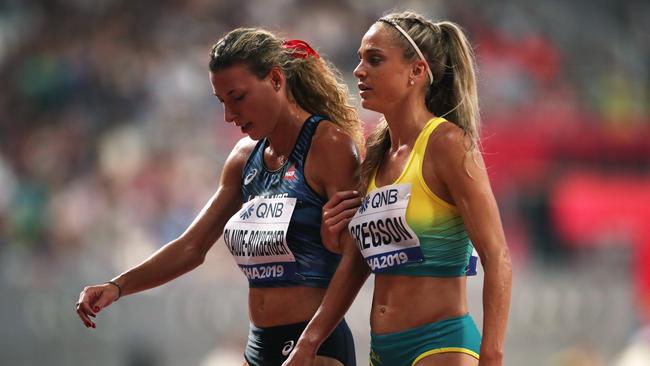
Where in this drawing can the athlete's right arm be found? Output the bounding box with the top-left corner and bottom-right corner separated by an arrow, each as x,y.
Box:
75,138 -> 255,328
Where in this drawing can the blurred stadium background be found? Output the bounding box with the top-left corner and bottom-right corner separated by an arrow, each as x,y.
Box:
0,0 -> 648,365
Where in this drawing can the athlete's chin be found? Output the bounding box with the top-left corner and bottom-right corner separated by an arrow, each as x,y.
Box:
247,132 -> 263,140
360,99 -> 382,113
244,128 -> 263,140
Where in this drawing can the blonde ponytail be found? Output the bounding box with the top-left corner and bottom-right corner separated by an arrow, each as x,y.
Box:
434,21 -> 480,154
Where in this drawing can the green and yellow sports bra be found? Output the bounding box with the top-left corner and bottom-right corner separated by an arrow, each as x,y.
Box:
348,117 -> 477,277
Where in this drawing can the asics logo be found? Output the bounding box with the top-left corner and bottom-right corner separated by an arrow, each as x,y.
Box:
244,169 -> 258,185
281,340 -> 295,356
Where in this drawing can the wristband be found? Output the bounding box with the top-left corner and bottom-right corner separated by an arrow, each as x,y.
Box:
105,280 -> 122,301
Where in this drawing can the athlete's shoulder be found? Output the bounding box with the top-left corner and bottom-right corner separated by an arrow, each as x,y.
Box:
427,120 -> 470,160
307,120 -> 360,194
233,136 -> 258,156
426,120 -> 486,179
222,137 -> 258,179
311,120 -> 358,157
227,137 -> 258,164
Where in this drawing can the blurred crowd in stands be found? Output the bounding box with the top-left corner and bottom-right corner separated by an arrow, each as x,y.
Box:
0,0 -> 648,365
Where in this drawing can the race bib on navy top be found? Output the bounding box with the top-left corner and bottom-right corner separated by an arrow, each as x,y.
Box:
227,115 -> 341,288
223,196 -> 300,282
348,184 -> 424,272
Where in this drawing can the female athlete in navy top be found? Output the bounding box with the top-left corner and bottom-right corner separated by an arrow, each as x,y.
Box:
230,115 -> 342,288
75,28 -> 364,366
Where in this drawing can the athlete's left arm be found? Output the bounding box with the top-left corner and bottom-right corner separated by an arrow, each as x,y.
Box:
305,122 -> 361,253
429,127 -> 512,366
281,122 -> 370,366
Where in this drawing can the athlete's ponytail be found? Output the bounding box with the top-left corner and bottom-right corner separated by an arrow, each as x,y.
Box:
432,21 -> 480,155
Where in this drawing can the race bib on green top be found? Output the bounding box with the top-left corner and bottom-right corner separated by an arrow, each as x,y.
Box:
348,184 -> 423,272
223,196 -> 300,282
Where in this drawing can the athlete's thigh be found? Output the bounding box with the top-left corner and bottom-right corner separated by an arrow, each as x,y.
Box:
414,352 -> 478,366
314,355 -> 344,366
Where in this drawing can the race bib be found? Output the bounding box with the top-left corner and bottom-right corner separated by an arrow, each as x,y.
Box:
223,196 -> 299,282
348,184 -> 423,272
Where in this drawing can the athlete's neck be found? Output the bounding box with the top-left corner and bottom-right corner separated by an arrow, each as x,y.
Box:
383,100 -> 435,151
266,104 -> 311,162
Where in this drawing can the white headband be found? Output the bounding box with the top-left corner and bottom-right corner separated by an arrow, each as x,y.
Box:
380,19 -> 433,85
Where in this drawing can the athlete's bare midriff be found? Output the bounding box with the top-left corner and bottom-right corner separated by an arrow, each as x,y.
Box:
248,286 -> 327,327
371,275 -> 468,334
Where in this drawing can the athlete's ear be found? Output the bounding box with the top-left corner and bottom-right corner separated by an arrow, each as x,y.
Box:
410,60 -> 429,84
268,66 -> 285,91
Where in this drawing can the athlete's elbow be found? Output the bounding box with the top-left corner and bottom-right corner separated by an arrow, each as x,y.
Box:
180,230 -> 219,265
480,244 -> 511,274
180,240 -> 210,268
192,250 -> 207,267
499,246 -> 512,273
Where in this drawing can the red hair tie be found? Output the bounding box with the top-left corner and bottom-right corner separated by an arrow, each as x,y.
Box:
282,39 -> 320,59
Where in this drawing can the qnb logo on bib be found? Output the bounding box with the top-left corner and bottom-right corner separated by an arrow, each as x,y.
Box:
239,202 -> 255,220
358,195 -> 370,214
349,184 -> 423,272
223,196 -> 300,282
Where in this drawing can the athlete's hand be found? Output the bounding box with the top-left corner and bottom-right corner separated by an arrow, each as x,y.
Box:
75,283 -> 119,328
321,190 -> 362,254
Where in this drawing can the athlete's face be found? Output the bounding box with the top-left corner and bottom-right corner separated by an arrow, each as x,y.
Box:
210,64 -> 283,140
354,24 -> 413,113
